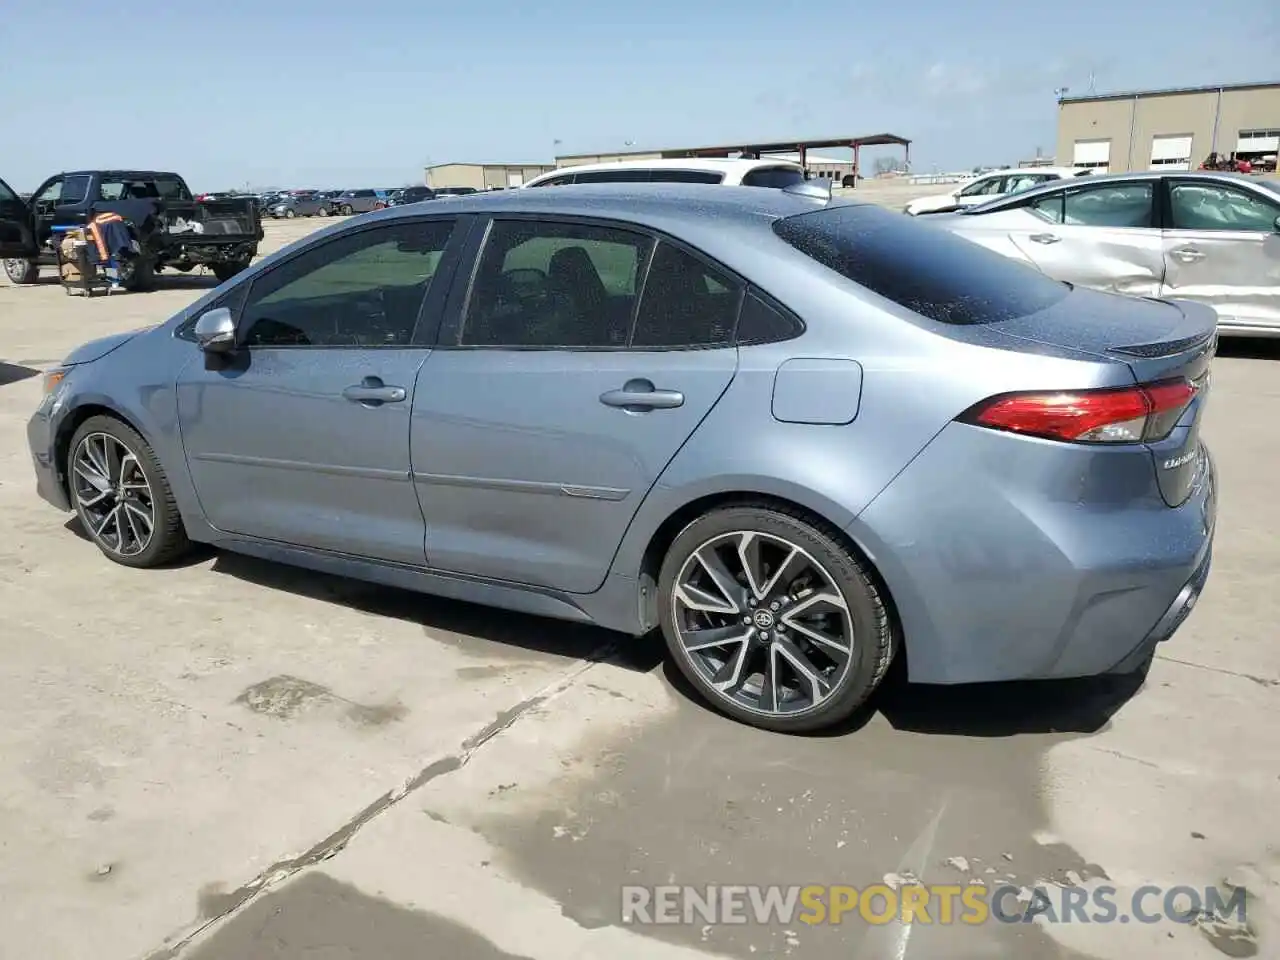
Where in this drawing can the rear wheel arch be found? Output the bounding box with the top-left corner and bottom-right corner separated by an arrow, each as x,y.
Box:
635,491 -> 902,651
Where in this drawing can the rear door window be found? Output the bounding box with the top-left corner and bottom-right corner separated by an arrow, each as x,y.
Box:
958,175 -> 1006,198
630,242 -> 742,348
1169,182 -> 1280,232
740,166 -> 806,189
648,170 -> 724,184
573,170 -> 652,184
772,204 -> 1070,325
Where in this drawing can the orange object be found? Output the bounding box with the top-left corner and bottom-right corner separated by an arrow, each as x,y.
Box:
87,211 -> 125,262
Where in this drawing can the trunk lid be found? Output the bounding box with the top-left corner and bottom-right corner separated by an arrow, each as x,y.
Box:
989,286 -> 1216,507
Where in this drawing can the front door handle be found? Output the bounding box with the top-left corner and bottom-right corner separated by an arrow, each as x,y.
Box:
600,379 -> 685,411
343,376 -> 406,406
1171,246 -> 1205,263
1029,233 -> 1061,244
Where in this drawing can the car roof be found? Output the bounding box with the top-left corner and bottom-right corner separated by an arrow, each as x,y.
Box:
523,157 -> 803,186
968,166 -> 1084,178
62,170 -> 182,179
364,181 -> 831,242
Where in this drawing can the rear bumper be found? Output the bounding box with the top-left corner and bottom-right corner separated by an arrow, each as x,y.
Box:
850,423 -> 1217,684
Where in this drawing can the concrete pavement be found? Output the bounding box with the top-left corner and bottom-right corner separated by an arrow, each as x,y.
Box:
1,217 -> 1276,960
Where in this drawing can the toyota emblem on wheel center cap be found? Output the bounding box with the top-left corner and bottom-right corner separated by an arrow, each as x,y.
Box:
752,609 -> 776,630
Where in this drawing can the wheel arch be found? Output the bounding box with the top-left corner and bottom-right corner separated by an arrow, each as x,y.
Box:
54,402 -> 148,499
631,489 -> 903,665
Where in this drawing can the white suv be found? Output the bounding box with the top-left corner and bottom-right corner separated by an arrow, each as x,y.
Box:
904,166 -> 1092,216
523,157 -> 808,189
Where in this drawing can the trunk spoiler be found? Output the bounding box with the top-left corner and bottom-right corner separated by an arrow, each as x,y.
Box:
782,179 -> 833,202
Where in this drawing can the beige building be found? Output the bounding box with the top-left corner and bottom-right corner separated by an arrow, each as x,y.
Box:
424,162 -> 557,191
1057,81 -> 1279,173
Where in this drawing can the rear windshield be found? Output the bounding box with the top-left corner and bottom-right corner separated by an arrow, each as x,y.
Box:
741,166 -> 807,189
773,204 -> 1071,324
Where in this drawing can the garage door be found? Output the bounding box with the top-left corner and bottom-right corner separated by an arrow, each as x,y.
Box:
1236,129 -> 1279,153
506,171 -> 524,187
1072,139 -> 1111,173
1151,134 -> 1193,171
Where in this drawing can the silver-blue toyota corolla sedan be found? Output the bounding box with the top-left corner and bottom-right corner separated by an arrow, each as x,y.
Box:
27,184 -> 1217,733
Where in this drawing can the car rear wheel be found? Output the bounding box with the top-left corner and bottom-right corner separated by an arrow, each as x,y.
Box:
341,204 -> 353,216
212,259 -> 251,283
68,416 -> 190,568
4,257 -> 39,284
284,208 -> 296,219
658,504 -> 895,733
317,206 -> 328,217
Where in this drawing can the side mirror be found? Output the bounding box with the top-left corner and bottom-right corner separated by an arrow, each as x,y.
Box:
193,307 -> 237,354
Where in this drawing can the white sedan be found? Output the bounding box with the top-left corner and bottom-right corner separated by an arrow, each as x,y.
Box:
904,166 -> 1091,216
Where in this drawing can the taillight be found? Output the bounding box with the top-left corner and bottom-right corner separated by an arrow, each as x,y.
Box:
959,378 -> 1197,444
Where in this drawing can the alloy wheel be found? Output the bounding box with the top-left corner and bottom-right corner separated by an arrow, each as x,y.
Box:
71,432 -> 155,558
670,531 -> 854,718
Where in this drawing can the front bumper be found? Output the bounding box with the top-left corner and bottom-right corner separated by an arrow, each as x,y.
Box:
28,389 -> 70,511
851,422 -> 1217,685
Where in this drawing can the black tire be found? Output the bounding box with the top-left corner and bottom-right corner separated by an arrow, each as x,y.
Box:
121,257 -> 155,292
4,257 -> 39,284
212,260 -> 251,283
67,415 -> 191,569
657,503 -> 895,733
341,204 -> 353,216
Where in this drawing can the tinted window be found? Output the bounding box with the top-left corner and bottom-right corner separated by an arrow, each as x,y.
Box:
736,289 -> 804,344
0,179 -> 16,202
773,204 -> 1070,325
240,220 -> 454,348
1170,182 -> 1280,232
460,220 -> 651,348
59,175 -> 91,204
648,170 -> 723,184
740,166 -> 806,189
1030,182 -> 1154,227
573,169 -> 652,184
153,176 -> 191,200
531,174 -> 575,188
631,242 -> 741,348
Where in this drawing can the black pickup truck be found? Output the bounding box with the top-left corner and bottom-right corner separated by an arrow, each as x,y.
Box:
0,170 -> 263,289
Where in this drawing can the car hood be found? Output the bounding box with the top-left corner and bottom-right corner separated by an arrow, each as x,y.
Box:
63,327 -> 151,365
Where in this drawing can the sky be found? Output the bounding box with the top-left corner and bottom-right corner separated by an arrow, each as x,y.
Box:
1,0 -> 1276,192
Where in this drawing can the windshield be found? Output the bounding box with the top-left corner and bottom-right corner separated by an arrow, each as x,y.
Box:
773,203 -> 1070,325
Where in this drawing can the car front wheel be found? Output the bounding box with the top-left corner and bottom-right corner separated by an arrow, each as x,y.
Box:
67,416 -> 190,568
4,257 -> 39,284
658,504 -> 895,733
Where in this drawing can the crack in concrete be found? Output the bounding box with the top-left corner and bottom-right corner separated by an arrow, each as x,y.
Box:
145,643 -> 617,960
1158,654 -> 1279,689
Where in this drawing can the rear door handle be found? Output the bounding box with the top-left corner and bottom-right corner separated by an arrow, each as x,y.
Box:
343,376 -> 406,406
1029,233 -> 1061,244
1171,246 -> 1205,262
600,379 -> 685,411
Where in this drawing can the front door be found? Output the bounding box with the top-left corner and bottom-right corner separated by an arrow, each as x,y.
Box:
175,217 -> 462,564
1161,178 -> 1280,330
0,177 -> 34,259
1009,179 -> 1165,297
412,218 -> 741,593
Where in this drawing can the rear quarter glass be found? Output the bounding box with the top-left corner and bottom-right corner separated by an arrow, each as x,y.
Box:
773,205 -> 1070,324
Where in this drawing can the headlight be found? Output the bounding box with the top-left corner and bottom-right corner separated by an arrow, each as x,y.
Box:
42,367 -> 69,394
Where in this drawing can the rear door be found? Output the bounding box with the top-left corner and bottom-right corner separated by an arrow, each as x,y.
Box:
411,216 -> 741,593
0,177 -> 35,258
1004,178 -> 1165,296
1160,177 -> 1280,331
